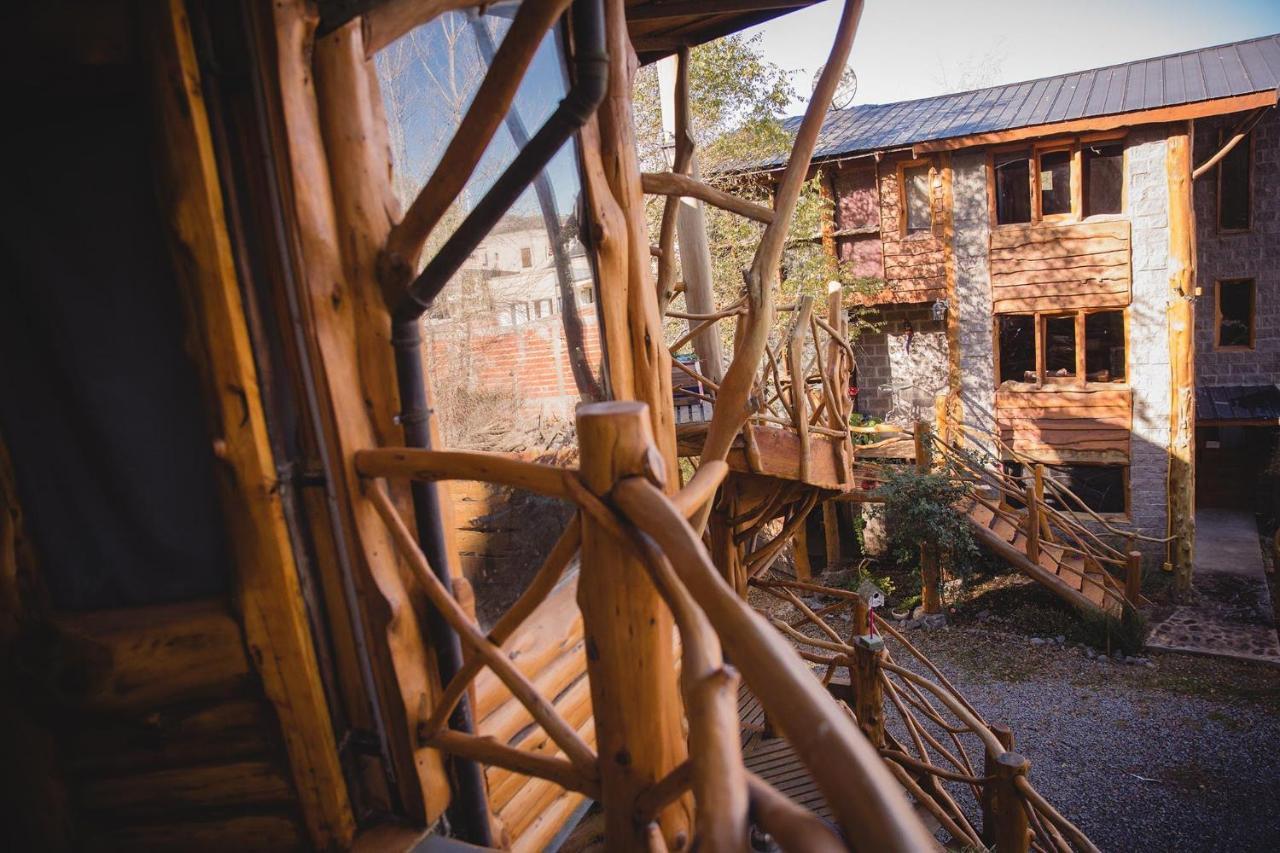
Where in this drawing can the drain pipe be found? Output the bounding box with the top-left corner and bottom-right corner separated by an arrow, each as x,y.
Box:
389,0 -> 607,843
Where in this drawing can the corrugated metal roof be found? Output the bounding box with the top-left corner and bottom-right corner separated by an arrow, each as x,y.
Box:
1196,385 -> 1280,422
767,32 -> 1280,165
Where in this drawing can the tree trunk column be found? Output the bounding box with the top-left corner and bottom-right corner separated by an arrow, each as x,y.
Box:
915,422 -> 942,614
577,402 -> 692,850
1167,122 -> 1196,599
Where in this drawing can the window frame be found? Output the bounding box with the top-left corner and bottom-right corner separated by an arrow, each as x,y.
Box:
987,133 -> 1126,228
994,307 -> 1129,389
1214,277 -> 1256,351
897,157 -> 935,237
1216,127 -> 1253,234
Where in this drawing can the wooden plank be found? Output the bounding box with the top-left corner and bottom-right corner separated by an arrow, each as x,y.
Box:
269,0 -> 447,822
990,219 -> 1129,247
994,293 -> 1130,313
78,760 -> 295,818
51,601 -> 251,713
994,267 -> 1129,289
995,388 -> 1132,408
87,812 -> 305,853
989,249 -> 1129,273
148,4 -> 354,845
726,426 -> 845,489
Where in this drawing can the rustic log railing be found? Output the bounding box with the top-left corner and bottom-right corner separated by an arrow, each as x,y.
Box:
355,401 -> 937,851
752,577 -> 1102,853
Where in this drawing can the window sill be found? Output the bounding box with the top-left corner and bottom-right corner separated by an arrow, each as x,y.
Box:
1214,345 -> 1255,352
996,381 -> 1130,393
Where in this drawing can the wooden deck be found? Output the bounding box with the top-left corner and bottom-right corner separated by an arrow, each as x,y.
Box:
737,684 -> 834,822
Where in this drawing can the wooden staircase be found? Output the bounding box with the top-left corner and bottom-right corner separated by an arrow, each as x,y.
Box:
962,498 -> 1126,618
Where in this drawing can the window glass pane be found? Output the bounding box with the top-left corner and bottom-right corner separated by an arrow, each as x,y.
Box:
904,165 -> 932,233
1084,310 -> 1125,381
1084,142 -> 1123,215
994,150 -> 1031,224
1218,279 -> 1255,347
1038,150 -> 1072,216
1050,465 -> 1126,514
1043,315 -> 1076,377
1219,130 -> 1251,230
998,315 -> 1036,383
377,11 -> 603,628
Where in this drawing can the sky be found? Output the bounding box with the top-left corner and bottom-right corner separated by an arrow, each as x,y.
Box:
742,0 -> 1280,111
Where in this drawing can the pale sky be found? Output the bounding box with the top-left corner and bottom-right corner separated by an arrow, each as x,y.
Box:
743,0 -> 1280,111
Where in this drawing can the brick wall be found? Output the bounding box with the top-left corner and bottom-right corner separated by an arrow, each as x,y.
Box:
1193,110 -> 1280,387
425,308 -> 603,419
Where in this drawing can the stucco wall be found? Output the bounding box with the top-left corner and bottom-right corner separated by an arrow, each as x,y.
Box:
1193,110 -> 1280,387
1126,128 -> 1173,550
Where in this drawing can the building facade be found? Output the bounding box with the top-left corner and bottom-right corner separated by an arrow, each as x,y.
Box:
782,34 -> 1280,558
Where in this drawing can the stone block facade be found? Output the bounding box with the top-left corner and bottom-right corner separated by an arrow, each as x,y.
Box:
1193,110 -> 1280,387
1126,128 -> 1174,553
852,302 -> 947,425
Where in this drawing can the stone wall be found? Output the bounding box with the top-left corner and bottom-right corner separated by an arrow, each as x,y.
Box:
853,302 -> 947,425
1193,110 -> 1280,387
1126,127 -> 1173,553
951,151 -> 996,456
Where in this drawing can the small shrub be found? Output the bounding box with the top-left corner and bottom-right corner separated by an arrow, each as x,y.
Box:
871,464 -> 976,572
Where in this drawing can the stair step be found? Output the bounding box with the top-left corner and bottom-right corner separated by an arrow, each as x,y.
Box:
991,517 -> 1018,543
969,503 -> 995,528
1080,572 -> 1108,607
1056,555 -> 1087,591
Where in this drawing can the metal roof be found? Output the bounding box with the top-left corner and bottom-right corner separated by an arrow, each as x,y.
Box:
1196,385 -> 1280,423
767,32 -> 1280,166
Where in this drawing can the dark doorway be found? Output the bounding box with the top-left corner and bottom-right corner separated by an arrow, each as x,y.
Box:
1196,425 -> 1277,510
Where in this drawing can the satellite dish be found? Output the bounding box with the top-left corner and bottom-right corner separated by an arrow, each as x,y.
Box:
813,64 -> 858,110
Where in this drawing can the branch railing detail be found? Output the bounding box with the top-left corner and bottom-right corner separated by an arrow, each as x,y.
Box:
752,577 -> 1102,853
354,408 -> 937,851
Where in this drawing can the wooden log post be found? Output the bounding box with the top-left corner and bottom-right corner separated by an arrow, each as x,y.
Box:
1125,550 -> 1143,609
915,422 -> 942,614
1167,121 -> 1197,600
794,519 -> 813,581
576,402 -> 691,851
826,281 -> 852,485
850,634 -> 886,748
823,501 -> 842,571
986,749 -> 1031,853
789,296 -> 815,483
980,724 -> 1015,846
1024,478 -> 1040,565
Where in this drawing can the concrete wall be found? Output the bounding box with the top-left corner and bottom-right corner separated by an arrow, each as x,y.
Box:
1126,128 -> 1173,549
1193,110 -> 1280,387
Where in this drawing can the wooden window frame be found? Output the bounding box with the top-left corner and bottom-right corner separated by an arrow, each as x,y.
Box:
1214,277 -> 1256,351
988,133 -> 1127,228
994,307 -> 1129,390
1215,126 -> 1253,234
897,157 -> 935,238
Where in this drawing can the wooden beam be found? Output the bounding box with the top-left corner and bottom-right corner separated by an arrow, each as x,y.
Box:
1167,122 -> 1196,598
361,0 -> 486,56
269,0 -> 450,823
642,171 -> 776,223
149,1 -> 354,845
627,0 -> 811,20
913,91 -> 1278,154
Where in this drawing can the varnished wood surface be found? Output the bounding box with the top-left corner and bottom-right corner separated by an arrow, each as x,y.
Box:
990,220 -> 1131,313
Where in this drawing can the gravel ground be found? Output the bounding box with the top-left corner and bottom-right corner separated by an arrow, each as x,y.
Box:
893,624 -> 1280,852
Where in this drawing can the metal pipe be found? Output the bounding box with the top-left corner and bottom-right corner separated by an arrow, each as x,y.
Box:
389,0 -> 607,843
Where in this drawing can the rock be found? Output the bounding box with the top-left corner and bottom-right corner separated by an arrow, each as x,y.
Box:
822,569 -> 857,588
1055,635 -> 1066,645
920,613 -> 947,630
976,609 -> 991,621
1030,637 -> 1046,645
1085,647 -> 1097,659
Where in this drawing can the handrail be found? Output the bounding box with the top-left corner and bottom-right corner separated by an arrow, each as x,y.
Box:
761,579 -> 1101,852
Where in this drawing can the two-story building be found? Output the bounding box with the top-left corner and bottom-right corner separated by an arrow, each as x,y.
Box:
768,33 -> 1280,574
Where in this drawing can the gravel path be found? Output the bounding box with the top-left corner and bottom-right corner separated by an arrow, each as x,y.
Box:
900,625 -> 1280,852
